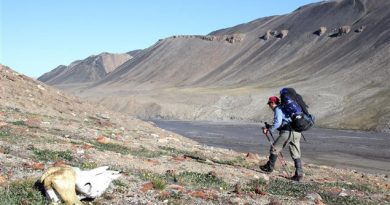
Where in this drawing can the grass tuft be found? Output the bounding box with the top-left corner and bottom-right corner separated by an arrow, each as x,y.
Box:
130,147 -> 164,158
159,190 -> 184,204
140,172 -> 167,190
244,178 -> 268,193
0,179 -> 46,205
324,181 -> 381,194
159,146 -> 190,155
213,156 -> 246,166
176,171 -> 230,190
268,179 -> 319,197
0,131 -> 9,137
79,161 -> 98,170
10,121 -> 26,126
0,131 -> 17,143
0,146 -> 11,154
319,192 -> 378,205
33,148 -> 73,162
92,142 -> 130,155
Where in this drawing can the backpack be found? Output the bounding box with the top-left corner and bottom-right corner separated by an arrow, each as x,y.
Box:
279,88 -> 315,132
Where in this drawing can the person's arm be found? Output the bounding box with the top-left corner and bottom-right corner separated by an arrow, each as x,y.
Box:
269,107 -> 283,133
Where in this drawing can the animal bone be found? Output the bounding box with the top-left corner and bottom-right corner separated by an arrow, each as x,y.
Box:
40,166 -> 121,205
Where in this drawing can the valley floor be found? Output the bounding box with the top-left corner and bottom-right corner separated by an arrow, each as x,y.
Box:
152,120 -> 390,175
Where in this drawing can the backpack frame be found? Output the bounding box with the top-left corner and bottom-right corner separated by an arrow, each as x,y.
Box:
280,88 -> 314,132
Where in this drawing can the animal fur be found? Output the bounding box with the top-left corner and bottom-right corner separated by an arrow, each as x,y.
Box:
40,166 -> 82,205
40,166 -> 121,204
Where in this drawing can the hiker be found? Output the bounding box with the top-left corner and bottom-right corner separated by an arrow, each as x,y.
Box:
260,96 -> 303,181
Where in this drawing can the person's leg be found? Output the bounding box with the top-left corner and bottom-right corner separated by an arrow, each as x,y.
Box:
288,131 -> 303,181
260,131 -> 290,172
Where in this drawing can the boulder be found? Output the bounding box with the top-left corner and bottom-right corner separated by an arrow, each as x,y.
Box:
355,25 -> 366,33
338,25 -> 351,36
314,26 -> 327,36
277,30 -> 289,39
260,30 -> 272,40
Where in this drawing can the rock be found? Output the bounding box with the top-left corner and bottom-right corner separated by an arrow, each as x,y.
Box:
31,162 -> 45,170
151,133 -> 159,138
37,84 -> 45,91
96,135 -> 110,144
159,191 -> 170,199
141,182 -> 154,192
208,171 -> 217,178
229,197 -> 244,204
225,34 -> 244,43
0,121 -> 8,127
246,152 -> 260,160
255,185 -> 267,195
338,188 -> 349,197
305,192 -> 322,201
25,118 -> 41,128
277,30 -> 289,39
82,144 -> 92,150
314,26 -> 327,36
172,156 -> 187,161
146,159 -> 160,165
355,25 -> 365,33
167,184 -> 184,191
98,114 -> 110,120
189,190 -> 207,199
0,175 -> 6,185
260,30 -> 272,40
26,144 -> 35,150
95,120 -> 112,127
338,25 -> 351,36
77,149 -> 85,154
157,138 -> 168,143
270,30 -> 278,36
234,182 -> 242,194
268,199 -> 282,205
205,159 -> 214,164
53,160 -> 66,167
262,174 -> 270,182
315,199 -> 326,205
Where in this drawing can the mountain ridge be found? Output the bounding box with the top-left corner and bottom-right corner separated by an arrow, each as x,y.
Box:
38,52 -> 132,85
39,0 -> 390,132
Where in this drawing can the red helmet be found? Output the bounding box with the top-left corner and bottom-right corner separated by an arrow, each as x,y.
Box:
267,96 -> 280,104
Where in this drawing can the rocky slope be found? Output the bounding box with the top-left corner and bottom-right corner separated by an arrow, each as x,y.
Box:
38,52 -> 132,85
39,0 -> 390,132
2,65 -> 390,204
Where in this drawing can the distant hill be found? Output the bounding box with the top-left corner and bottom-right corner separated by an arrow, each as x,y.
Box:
38,52 -> 132,85
39,0 -> 390,132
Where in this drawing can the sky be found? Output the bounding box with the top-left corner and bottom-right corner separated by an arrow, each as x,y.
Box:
1,0 -> 320,78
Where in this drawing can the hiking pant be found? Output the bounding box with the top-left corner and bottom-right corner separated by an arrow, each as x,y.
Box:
270,130 -> 301,159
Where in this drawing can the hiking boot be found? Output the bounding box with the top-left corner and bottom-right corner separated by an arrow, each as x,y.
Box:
291,158 -> 303,182
260,154 -> 277,173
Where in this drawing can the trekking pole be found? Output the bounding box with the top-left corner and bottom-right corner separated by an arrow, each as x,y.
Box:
265,132 -> 291,177
301,132 -> 307,142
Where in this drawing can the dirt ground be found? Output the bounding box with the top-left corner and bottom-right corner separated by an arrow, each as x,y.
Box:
152,120 -> 390,175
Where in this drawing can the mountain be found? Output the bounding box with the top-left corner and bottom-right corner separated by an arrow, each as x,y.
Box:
1,64 -> 388,205
39,0 -> 390,132
38,52 -> 132,85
